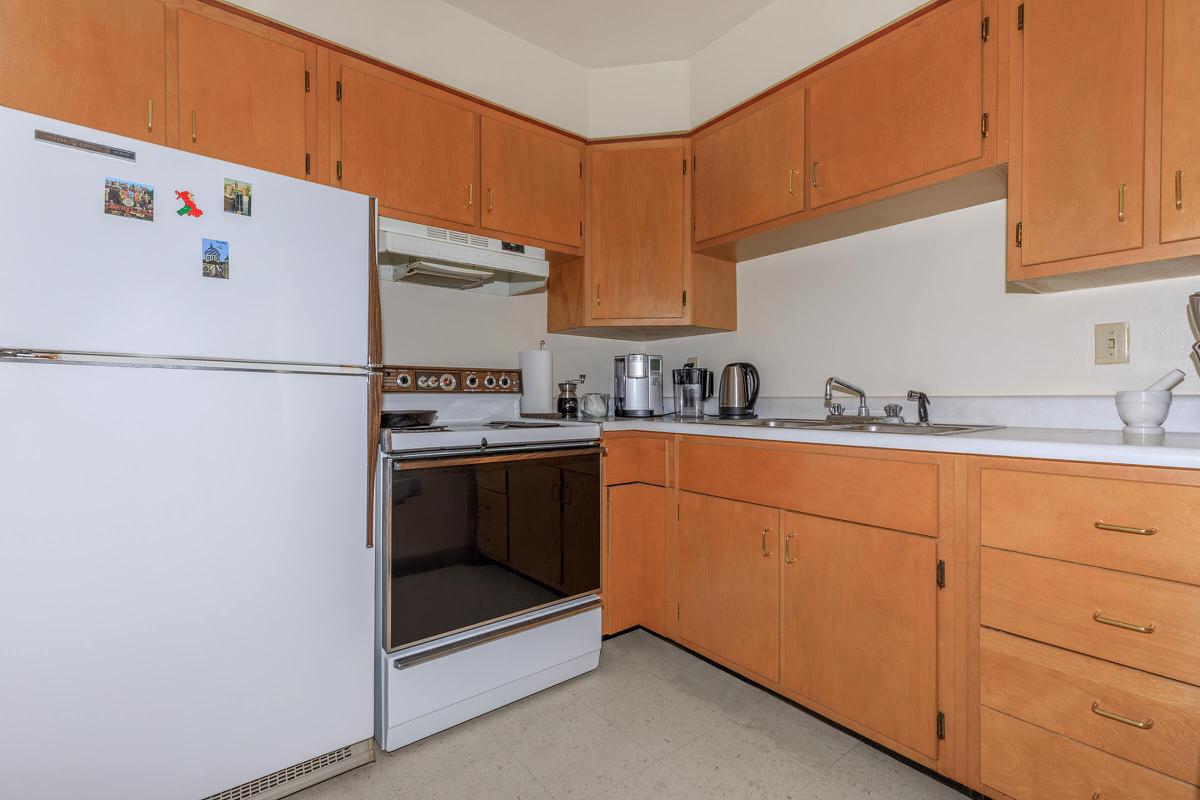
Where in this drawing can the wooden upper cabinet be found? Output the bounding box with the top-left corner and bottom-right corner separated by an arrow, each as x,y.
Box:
808,0 -> 984,209
1017,0 -> 1146,266
481,116 -> 582,248
693,88 -> 805,242
1161,0 -> 1200,245
590,142 -> 686,320
782,512 -> 938,758
177,9 -> 312,179
677,491 -> 780,682
0,0 -> 166,142
337,61 -> 478,228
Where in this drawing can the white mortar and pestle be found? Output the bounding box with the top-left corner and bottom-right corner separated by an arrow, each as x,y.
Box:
1116,369 -> 1185,434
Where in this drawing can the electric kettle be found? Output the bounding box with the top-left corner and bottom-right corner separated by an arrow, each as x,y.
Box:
718,362 -> 760,419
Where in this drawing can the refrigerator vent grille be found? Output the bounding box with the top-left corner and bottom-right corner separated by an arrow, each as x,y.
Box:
424,225 -> 489,249
201,742 -> 369,800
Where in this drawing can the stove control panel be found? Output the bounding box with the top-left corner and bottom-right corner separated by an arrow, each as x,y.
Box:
381,366 -> 522,394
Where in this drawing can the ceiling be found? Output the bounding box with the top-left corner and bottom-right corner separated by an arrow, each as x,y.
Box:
439,0 -> 775,68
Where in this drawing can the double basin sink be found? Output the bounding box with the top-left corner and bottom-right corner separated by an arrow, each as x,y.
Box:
702,418 -> 1000,436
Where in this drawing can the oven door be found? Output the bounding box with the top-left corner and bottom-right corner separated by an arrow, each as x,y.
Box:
384,445 -> 601,652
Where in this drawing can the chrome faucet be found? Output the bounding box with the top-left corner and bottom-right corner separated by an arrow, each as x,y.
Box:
824,377 -> 870,417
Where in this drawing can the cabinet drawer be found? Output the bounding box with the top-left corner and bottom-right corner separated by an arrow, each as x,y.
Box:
981,467 -> 1200,585
678,439 -> 938,536
981,628 -> 1200,784
981,548 -> 1200,685
980,708 -> 1199,800
604,437 -> 668,486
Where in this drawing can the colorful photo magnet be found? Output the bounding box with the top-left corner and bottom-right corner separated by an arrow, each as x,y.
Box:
201,238 -> 230,280
104,178 -> 154,221
223,179 -> 252,217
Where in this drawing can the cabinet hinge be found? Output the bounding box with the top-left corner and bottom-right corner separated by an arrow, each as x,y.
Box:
1015,221 -> 1023,247
936,559 -> 946,589
936,711 -> 946,740
336,160 -> 342,181
336,80 -> 343,102
579,220 -> 583,236
682,290 -> 688,307
692,156 -> 696,173
981,16 -> 990,42
682,158 -> 687,175
1017,4 -> 1024,31
305,153 -> 311,176
304,70 -> 311,93
676,603 -> 681,620
980,112 -> 989,139
579,161 -> 583,178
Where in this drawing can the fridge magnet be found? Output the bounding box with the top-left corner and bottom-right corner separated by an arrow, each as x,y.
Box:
174,190 -> 204,218
201,238 -> 230,280
103,178 -> 154,221
223,179 -> 252,217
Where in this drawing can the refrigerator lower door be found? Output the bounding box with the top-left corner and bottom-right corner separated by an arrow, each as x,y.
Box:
0,360 -> 373,800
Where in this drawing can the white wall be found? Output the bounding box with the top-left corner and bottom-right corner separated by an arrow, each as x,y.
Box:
688,0 -> 922,125
378,282 -> 622,405
230,0 -> 589,134
652,201 -> 1200,397
587,61 -> 691,138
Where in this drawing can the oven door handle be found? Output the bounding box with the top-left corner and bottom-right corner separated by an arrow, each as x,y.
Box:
393,445 -> 602,470
392,597 -> 602,670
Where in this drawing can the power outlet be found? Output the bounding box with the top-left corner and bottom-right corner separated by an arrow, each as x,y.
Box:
1094,322 -> 1130,365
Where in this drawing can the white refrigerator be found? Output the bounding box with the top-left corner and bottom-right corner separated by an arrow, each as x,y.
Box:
0,107 -> 377,799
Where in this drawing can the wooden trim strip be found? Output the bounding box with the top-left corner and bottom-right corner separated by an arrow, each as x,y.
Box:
194,0 -> 955,145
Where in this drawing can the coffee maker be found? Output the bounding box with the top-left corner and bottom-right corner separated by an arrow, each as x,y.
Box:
672,366 -> 714,419
614,354 -> 664,417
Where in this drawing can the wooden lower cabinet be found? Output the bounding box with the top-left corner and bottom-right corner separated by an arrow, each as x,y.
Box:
676,491 -> 780,682
604,483 -> 668,636
782,512 -> 940,758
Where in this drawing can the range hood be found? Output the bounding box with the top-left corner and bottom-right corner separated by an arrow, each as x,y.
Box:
377,217 -> 548,295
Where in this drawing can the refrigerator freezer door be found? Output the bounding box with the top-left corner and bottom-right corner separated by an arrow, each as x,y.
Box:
0,361 -> 373,800
0,106 -> 370,367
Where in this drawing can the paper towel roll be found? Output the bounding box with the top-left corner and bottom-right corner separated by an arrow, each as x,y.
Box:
519,347 -> 553,413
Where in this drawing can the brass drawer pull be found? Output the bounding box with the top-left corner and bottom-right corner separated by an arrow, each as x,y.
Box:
1095,521 -> 1156,536
811,161 -> 822,189
760,528 -> 770,558
466,183 -> 473,208
784,533 -> 796,564
1176,170 -> 1184,211
787,168 -> 798,195
147,98 -> 153,132
1091,701 -> 1153,730
1093,611 -> 1156,634
1118,182 -> 1126,222
191,110 -> 198,143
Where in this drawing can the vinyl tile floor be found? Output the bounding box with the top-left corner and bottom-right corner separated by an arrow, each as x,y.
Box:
293,629 -> 970,800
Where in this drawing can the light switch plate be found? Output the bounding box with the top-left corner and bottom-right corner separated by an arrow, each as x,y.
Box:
1094,322 -> 1130,365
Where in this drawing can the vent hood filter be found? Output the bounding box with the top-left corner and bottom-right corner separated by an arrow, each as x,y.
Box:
377,217 -> 549,296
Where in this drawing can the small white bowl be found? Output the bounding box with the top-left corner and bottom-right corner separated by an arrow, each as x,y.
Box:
1115,390 -> 1172,434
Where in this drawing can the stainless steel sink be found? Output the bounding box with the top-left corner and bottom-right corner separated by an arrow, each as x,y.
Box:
703,418 -> 999,436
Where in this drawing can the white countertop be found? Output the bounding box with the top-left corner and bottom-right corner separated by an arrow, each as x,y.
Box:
600,416 -> 1200,469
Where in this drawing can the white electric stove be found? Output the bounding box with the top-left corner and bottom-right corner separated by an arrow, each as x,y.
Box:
374,366 -> 603,751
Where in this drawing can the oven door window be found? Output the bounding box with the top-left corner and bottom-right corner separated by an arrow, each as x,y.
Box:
387,449 -> 601,651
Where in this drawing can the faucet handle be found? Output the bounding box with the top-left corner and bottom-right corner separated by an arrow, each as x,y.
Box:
883,403 -> 903,418
828,402 -> 845,416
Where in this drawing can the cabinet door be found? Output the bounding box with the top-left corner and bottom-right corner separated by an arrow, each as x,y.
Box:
481,116 -> 582,248
677,491 -> 779,681
507,466 -> 563,588
808,0 -> 983,209
0,0 -> 166,142
338,63 -> 477,228
782,512 -> 938,757
590,144 -> 685,320
1161,0 -> 1200,244
562,465 -> 601,595
693,89 -> 805,242
177,10 -> 311,179
605,484 -> 667,636
1019,0 -> 1146,265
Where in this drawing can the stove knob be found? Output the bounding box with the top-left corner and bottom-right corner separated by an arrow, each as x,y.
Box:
439,373 -> 457,391
397,373 -> 412,388
465,373 -> 479,389
415,375 -> 428,389
483,374 -> 498,389
498,374 -> 512,390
